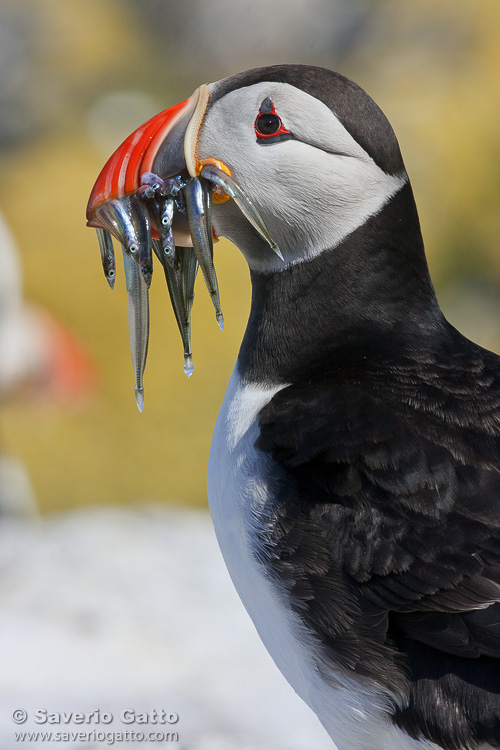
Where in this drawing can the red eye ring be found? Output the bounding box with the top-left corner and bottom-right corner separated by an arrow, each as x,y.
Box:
255,113 -> 282,137
254,99 -> 291,142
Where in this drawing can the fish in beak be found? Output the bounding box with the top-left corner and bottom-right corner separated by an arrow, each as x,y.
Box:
87,85 -> 279,411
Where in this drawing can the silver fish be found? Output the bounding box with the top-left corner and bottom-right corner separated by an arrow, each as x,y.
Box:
152,238 -> 193,376
132,196 -> 153,289
158,197 -> 176,267
93,195 -> 153,288
93,197 -> 139,257
183,177 -> 223,330
122,245 -> 149,412
199,163 -> 283,260
139,172 -> 177,268
96,227 -> 116,289
89,164 -> 279,408
177,246 -> 199,377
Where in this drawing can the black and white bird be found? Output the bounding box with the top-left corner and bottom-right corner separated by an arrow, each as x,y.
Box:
87,65 -> 500,750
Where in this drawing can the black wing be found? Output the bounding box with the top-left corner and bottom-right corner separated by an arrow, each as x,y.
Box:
256,333 -> 500,674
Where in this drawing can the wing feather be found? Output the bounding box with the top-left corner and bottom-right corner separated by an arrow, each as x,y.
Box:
256,340 -> 500,664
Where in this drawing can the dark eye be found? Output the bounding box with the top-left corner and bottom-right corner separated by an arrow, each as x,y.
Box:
255,113 -> 282,136
254,101 -> 292,144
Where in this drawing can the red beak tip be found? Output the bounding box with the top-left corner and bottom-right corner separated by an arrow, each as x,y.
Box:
87,96 -> 195,220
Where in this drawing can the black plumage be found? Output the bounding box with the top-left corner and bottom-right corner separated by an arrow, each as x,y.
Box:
237,184 -> 500,748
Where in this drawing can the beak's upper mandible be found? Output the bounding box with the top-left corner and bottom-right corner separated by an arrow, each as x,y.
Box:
87,85 -> 209,226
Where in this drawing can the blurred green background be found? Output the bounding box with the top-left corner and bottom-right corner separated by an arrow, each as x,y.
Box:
0,0 -> 499,513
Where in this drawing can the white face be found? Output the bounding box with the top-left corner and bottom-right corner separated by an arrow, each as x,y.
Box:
198,81 -> 407,273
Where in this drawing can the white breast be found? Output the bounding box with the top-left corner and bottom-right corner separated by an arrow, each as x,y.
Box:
207,366 -> 441,750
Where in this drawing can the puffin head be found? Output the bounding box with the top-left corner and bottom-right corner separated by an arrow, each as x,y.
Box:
87,65 -> 424,398
88,64 -> 408,272
199,66 -> 408,272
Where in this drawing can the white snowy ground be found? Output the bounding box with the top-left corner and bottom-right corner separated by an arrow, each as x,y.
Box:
0,505 -> 334,750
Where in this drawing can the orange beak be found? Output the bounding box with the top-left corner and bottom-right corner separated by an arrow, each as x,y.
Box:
86,85 -> 210,228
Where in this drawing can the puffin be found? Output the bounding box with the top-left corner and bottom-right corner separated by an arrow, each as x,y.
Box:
86,65 -> 500,750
